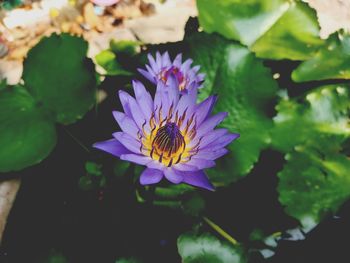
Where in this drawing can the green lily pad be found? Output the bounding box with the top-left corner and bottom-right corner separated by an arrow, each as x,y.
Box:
95,50 -> 133,76
278,143 -> 350,230
272,85 -> 350,152
178,232 -> 247,263
0,86 -> 56,173
184,33 -> 278,182
110,39 -> 142,56
197,0 -> 323,60
292,32 -> 350,82
23,33 -> 97,125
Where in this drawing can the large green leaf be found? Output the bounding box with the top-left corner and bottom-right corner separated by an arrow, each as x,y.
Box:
292,32 -> 350,82
184,33 -> 278,183
272,85 -> 350,152
197,0 -> 323,60
23,33 -> 97,124
95,50 -> 133,76
177,232 -> 246,263
278,143 -> 350,230
0,86 -> 56,173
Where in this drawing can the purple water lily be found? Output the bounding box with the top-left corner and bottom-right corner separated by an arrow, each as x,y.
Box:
93,54 -> 239,191
138,52 -> 205,93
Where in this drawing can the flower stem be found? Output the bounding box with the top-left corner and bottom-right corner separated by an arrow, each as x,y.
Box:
203,216 -> 238,246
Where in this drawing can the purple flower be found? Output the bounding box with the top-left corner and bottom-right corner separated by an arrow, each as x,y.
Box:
94,56 -> 239,191
138,52 -> 205,93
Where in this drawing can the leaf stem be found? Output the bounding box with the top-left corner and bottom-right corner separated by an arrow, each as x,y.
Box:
203,216 -> 238,246
62,127 -> 90,153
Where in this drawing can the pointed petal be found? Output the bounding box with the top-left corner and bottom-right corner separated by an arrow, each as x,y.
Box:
180,58 -> 193,72
93,139 -> 130,157
182,170 -> 215,191
162,52 -> 171,66
173,53 -> 182,67
192,128 -> 228,148
137,68 -> 155,83
156,52 -> 162,68
196,112 -> 228,137
175,88 -> 197,118
118,90 -> 132,117
195,95 -> 218,125
147,53 -> 158,71
202,133 -> 240,151
140,168 -> 163,185
132,80 -> 153,119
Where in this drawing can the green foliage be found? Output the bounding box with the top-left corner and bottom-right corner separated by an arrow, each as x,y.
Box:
197,0 -> 323,60
85,161 -> 103,176
0,33 -> 97,173
278,143 -> 350,230
95,50 -> 133,76
0,86 -> 56,172
272,85 -> 350,152
113,160 -> 131,177
79,161 -> 106,191
23,33 -> 97,124
185,32 -> 278,183
178,232 -> 247,263
292,32 -> 350,82
1,0 -> 23,10
110,39 -> 142,56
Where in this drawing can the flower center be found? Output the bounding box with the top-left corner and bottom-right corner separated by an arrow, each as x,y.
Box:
151,122 -> 185,165
159,67 -> 187,91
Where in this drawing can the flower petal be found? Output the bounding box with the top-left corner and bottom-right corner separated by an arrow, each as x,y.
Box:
202,133 -> 240,151
193,128 -> 228,148
140,168 -> 163,185
164,168 -> 184,184
147,53 -> 158,72
195,95 -> 218,125
118,90 -> 133,117
173,53 -> 182,68
196,112 -> 228,137
146,160 -> 165,170
180,58 -> 193,73
182,170 -> 215,191
120,154 -> 152,165
93,139 -> 130,157
127,96 -> 147,130
112,111 -> 139,139
113,132 -> 141,154
174,163 -> 199,172
195,148 -> 229,160
156,52 -> 162,68
132,80 -> 153,119
162,52 -> 171,66
175,87 -> 197,116
186,158 -> 216,169
137,68 -> 155,83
